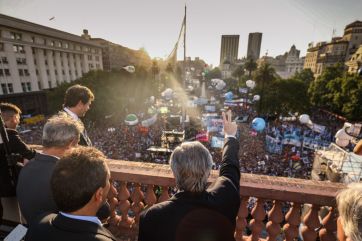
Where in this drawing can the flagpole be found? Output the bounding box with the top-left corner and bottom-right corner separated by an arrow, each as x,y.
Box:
182,4 -> 187,129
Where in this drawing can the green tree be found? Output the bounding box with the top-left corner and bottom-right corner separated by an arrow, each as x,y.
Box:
293,68 -> 315,86
244,57 -> 257,77
232,65 -> 245,81
205,67 -> 221,80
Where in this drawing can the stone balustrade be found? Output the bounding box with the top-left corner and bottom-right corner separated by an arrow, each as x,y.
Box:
106,159 -> 346,241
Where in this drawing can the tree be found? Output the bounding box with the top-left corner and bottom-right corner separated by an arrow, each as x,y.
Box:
165,63 -> 174,73
293,69 -> 314,86
205,67 -> 221,80
244,57 -> 257,77
151,60 -> 160,80
232,65 -> 245,81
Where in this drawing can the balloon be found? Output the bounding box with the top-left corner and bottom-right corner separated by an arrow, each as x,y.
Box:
299,114 -> 310,124
335,128 -> 350,140
358,68 -> 362,76
253,95 -> 260,101
336,138 -> 349,147
224,92 -> 233,100
123,65 -> 135,73
211,79 -> 226,90
187,85 -> 194,91
251,117 -> 266,132
161,88 -> 173,100
149,96 -> 155,103
246,80 -> 256,89
125,114 -> 138,125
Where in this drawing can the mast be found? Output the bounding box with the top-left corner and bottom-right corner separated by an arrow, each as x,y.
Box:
182,4 -> 187,128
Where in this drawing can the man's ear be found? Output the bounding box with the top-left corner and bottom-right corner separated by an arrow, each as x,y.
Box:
94,187 -> 104,203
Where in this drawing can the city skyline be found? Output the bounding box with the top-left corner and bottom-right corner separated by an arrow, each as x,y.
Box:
1,0 -> 361,66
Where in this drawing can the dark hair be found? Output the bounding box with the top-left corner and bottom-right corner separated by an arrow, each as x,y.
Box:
51,147 -> 108,212
63,84 -> 94,108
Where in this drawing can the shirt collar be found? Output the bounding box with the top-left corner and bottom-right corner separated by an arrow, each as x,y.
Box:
63,107 -> 79,121
59,212 -> 102,226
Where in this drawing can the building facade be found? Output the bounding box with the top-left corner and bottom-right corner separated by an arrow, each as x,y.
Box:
0,14 -> 103,95
304,20 -> 362,78
247,32 -> 262,61
346,44 -> 362,74
219,35 -> 239,66
257,45 -> 305,79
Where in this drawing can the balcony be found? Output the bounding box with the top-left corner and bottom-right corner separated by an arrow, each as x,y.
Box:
106,159 -> 345,241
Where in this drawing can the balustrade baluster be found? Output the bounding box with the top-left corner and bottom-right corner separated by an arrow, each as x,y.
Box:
266,201 -> 283,241
118,181 -> 133,227
235,197 -> 249,241
108,181 -> 121,226
130,183 -> 145,225
283,202 -> 301,241
250,198 -> 266,241
144,184 -> 157,208
158,185 -> 170,202
319,207 -> 337,241
302,205 -> 321,241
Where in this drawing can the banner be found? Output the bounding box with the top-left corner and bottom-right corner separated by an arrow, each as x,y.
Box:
211,136 -> 224,148
239,87 -> 248,94
307,123 -> 326,133
196,131 -> 208,142
204,105 -> 216,112
141,114 -> 158,127
265,135 -> 283,154
207,119 -> 224,134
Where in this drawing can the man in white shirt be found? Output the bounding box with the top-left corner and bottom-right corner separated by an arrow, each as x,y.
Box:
61,84 -> 94,146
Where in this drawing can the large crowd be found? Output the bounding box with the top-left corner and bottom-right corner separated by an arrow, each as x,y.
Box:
18,104 -> 345,181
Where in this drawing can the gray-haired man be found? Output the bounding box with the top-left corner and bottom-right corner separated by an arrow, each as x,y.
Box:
139,111 -> 240,241
17,114 -> 82,225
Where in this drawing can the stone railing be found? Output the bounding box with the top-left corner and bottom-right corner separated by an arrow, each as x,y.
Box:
106,160 -> 346,241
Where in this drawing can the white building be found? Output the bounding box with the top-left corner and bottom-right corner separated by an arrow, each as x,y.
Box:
0,14 -> 103,94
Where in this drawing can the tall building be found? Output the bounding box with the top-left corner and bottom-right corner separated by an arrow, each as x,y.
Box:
0,14 -> 103,94
219,35 -> 239,66
346,45 -> 362,74
342,21 -> 362,61
247,32 -> 262,61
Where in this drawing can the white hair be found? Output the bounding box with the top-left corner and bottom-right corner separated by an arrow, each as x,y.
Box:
42,114 -> 83,148
336,183 -> 362,241
170,141 -> 213,193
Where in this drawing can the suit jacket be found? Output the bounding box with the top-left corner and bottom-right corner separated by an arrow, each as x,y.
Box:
17,152 -> 59,225
59,110 -> 92,146
138,137 -> 241,241
25,213 -> 116,241
0,128 -> 36,197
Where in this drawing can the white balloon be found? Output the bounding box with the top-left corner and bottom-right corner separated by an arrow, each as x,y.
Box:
299,114 -> 310,124
123,65 -> 135,73
150,96 -> 155,103
253,95 -> 260,101
161,88 -> 173,100
246,80 -> 256,89
335,128 -> 350,140
336,138 -> 349,147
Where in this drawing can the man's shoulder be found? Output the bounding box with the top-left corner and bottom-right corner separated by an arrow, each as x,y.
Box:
141,200 -> 174,219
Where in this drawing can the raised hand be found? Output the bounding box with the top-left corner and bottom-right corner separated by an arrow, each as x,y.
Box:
222,110 -> 237,137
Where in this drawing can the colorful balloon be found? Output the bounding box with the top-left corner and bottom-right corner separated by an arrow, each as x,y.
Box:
251,117 -> 266,132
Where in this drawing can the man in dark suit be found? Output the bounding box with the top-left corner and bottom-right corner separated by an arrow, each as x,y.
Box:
61,84 -> 94,146
0,103 -> 36,223
17,114 -> 82,225
25,147 -> 116,241
138,111 -> 240,241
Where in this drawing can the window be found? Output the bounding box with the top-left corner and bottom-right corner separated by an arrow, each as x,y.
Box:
48,81 -> 52,88
44,49 -> 47,56
69,70 -> 71,75
10,32 -> 22,40
36,69 -> 39,75
46,69 -> 50,75
62,70 -> 65,75
37,81 -> 41,90
24,69 -> 30,76
1,57 -> 8,64
19,69 -> 24,76
88,55 -> 92,61
0,43 -> 4,51
45,60 -> 48,65
31,36 -> 35,43
50,41 -> 54,47
7,83 -> 13,93
34,59 -> 37,65
26,82 -> 31,91
64,43 -> 69,49
57,42 -> 61,47
16,58 -> 26,65
21,82 -> 26,92
32,47 -> 35,54
89,63 -> 93,69
4,69 -> 10,76
0,69 -> 3,76
55,70 -> 58,75
13,45 -> 25,53
95,56 -> 100,61
1,84 -> 7,94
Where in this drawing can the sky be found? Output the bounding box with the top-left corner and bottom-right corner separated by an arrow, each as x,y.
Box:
1,0 -> 361,66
